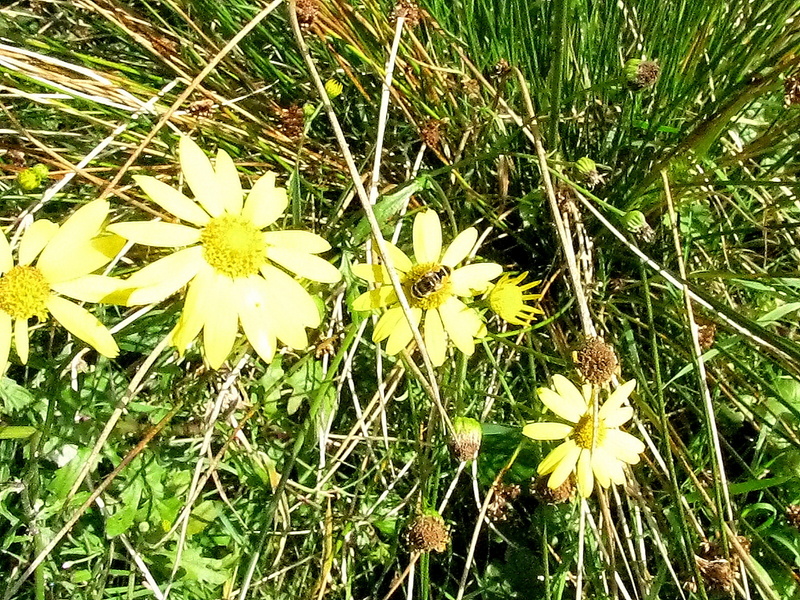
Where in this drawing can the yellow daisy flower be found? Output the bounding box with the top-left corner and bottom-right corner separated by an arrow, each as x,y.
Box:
486,271 -> 544,325
109,136 -> 341,369
352,210 -> 502,366
522,375 -> 644,498
0,200 -> 124,374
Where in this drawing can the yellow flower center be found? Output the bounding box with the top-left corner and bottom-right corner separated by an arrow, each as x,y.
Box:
0,265 -> 50,321
406,262 -> 452,310
200,214 -> 265,278
571,413 -> 606,450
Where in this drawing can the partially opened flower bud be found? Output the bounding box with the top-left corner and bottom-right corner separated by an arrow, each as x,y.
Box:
449,417 -> 482,462
16,168 -> 41,191
404,510 -> 449,553
622,210 -> 655,243
324,79 -> 343,99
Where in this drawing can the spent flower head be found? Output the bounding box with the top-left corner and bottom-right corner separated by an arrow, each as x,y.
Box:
0,200 -> 124,374
352,210 -> 501,366
523,375 -> 644,498
109,136 -> 341,369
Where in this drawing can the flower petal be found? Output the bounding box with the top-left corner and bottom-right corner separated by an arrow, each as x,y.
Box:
538,440 -> 575,475
133,175 -> 210,226
120,247 -> 203,305
236,276 -> 276,363
576,450 -> 594,498
382,242 -> 413,273
545,441 -> 581,489
19,220 -> 58,266
413,210 -> 442,264
171,264 -> 214,352
604,429 -> 645,464
46,296 -> 118,357
266,247 -> 341,283
0,313 -> 11,375
202,275 -> 238,368
52,275 -> 128,303
352,286 -> 398,311
259,264 -> 320,328
438,297 -> 481,355
352,263 -> 391,284
522,422 -> 573,440
373,307 -> 404,343
14,318 -> 28,365
180,136 -> 224,217
441,227 -> 477,267
590,446 -> 615,488
214,148 -> 243,215
385,307 -> 422,355
107,222 -> 200,248
550,375 -> 589,420
38,235 -> 126,284
243,172 -> 287,229
603,406 -> 634,428
599,379 -> 637,421
0,228 -> 12,274
37,200 -> 108,269
449,263 -> 503,296
263,231 -> 331,254
423,309 -> 447,367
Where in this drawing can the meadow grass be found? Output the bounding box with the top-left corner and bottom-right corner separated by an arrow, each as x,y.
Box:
1,0 -> 800,599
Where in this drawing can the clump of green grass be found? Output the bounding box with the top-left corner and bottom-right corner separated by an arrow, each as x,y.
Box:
1,1 -> 800,599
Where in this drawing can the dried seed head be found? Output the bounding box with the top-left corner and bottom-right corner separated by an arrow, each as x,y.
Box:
486,482 -> 521,522
492,58 -> 511,79
696,556 -> 735,592
625,59 -> 661,90
449,417 -> 482,462
296,0 -> 320,29
420,118 -> 444,148
186,99 -> 215,119
787,504 -> 800,529
391,0 -> 421,26
404,512 -> 449,553
785,74 -> 800,107
532,474 -> 574,504
574,338 -> 618,385
461,78 -> 481,99
696,317 -> 717,351
279,105 -> 305,139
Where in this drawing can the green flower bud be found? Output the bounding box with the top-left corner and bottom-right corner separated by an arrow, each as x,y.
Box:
302,102 -> 316,118
622,210 -> 655,243
575,157 -> 596,176
31,164 -> 49,179
16,168 -> 41,191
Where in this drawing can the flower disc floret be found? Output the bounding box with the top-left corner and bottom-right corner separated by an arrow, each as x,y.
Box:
406,262 -> 452,310
200,214 -> 265,277
0,266 -> 50,320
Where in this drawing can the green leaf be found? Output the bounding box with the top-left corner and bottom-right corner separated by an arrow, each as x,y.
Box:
0,378 -> 36,414
187,500 -> 221,536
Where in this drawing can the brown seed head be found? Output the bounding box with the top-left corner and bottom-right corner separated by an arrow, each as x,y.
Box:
404,513 -> 449,553
279,105 -> 305,139
492,58 -> 511,79
785,74 -> 800,107
696,317 -> 717,351
391,0 -> 421,26
574,338 -> 618,385
696,556 -> 735,592
532,475 -> 574,504
787,504 -> 800,529
420,118 -> 443,148
295,0 -> 320,29
186,99 -> 215,119
486,482 -> 521,522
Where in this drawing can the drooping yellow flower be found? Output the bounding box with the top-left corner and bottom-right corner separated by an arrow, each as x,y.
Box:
522,375 -> 644,498
352,210 -> 502,366
0,201 -> 124,374
486,271 -> 543,325
109,136 -> 341,369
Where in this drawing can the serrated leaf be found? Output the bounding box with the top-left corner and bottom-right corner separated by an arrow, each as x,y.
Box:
0,378 -> 36,414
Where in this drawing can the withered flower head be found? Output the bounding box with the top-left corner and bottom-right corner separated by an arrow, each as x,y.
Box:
404,511 -> 449,553
279,105 -> 305,139
696,317 -> 717,351
574,337 -> 619,385
532,474 -> 574,504
784,74 -> 800,107
449,416 -> 482,462
786,504 -> 800,529
625,59 -> 661,90
420,118 -> 444,148
295,0 -> 320,29
487,482 -> 521,522
391,0 -> 421,27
